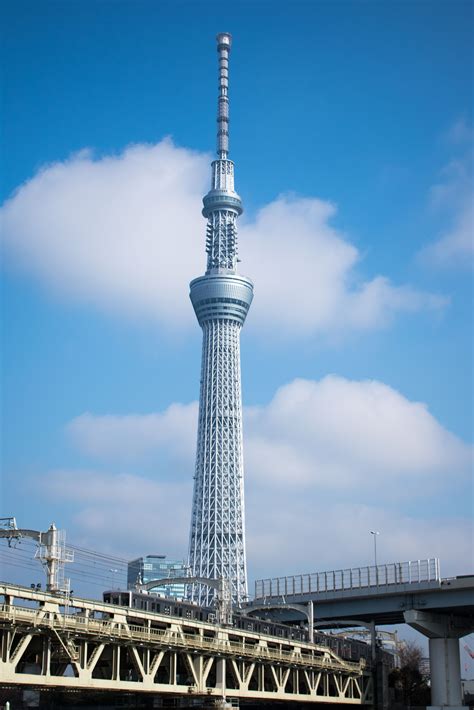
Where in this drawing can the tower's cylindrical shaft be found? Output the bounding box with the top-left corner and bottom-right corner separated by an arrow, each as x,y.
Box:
188,319 -> 247,606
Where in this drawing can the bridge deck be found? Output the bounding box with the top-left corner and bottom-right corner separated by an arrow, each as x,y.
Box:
253,574 -> 474,627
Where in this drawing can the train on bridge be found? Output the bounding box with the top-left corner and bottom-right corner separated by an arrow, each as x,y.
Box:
102,588 -> 390,667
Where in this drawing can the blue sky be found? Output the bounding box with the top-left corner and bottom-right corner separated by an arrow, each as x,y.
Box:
1,0 -> 473,624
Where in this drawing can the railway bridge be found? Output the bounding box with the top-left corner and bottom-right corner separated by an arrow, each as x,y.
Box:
0,582 -> 374,706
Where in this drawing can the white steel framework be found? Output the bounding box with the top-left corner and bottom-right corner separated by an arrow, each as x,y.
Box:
188,33 -> 253,607
0,583 -> 373,705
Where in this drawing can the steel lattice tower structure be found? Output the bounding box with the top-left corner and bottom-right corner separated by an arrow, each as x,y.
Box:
188,33 -> 253,607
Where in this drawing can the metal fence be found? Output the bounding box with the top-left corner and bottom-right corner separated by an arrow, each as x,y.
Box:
254,558 -> 441,599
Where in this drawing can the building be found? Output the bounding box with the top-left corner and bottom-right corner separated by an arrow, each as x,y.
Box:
461,679 -> 474,706
127,555 -> 187,599
187,33 -> 253,607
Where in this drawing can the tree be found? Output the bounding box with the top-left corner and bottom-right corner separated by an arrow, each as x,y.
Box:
389,640 -> 431,707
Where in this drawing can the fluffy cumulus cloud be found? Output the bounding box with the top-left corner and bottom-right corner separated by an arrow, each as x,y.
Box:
67,376 -> 471,489
1,140 -> 207,327
242,197 -> 444,334
57,376 -> 472,577
244,376 -> 471,490
1,140 -> 445,336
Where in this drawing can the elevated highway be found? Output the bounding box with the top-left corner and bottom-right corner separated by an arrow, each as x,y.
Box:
252,559 -> 474,710
252,560 -> 474,628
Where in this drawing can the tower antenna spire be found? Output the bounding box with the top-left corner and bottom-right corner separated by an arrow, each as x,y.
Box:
216,32 -> 232,159
201,32 -> 243,274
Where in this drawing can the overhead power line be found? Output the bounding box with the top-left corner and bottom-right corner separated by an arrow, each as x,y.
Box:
0,536 -> 129,593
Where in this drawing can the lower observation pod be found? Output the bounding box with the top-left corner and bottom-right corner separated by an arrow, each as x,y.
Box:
190,273 -> 254,327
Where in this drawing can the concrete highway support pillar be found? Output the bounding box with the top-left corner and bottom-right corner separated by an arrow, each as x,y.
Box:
404,610 -> 473,710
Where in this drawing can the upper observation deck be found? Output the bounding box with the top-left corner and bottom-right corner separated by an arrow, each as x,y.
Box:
190,272 -> 253,326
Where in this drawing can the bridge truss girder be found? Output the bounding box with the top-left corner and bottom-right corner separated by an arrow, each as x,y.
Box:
0,632 -> 371,704
0,584 -> 373,705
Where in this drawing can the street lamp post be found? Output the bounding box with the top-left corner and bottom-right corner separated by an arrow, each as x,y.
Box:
370,530 -> 380,568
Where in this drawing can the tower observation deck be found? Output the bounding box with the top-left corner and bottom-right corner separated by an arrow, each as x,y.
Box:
188,33 -> 253,606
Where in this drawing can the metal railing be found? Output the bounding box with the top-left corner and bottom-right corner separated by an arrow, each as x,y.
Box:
254,558 -> 441,599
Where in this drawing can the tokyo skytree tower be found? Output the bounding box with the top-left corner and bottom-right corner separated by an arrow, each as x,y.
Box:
188,33 -> 253,607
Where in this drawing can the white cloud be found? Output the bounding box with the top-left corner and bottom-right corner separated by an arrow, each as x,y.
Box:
67,402 -> 198,464
246,499 -> 472,582
444,117 -> 473,146
1,141 -> 445,336
38,469 -> 471,584
242,197 -> 445,334
420,126 -> 473,268
67,376 -> 471,494
1,140 -> 207,328
421,197 -> 473,267
244,376 -> 471,491
41,469 -> 191,559
40,375 -> 471,579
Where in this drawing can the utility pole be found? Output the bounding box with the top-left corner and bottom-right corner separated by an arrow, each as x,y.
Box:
0,518 -> 73,594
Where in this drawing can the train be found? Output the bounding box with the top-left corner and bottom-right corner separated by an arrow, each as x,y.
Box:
103,589 -> 380,665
